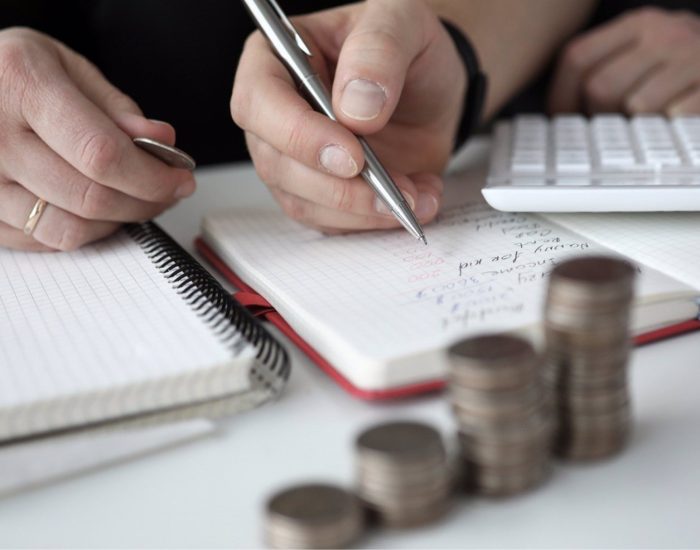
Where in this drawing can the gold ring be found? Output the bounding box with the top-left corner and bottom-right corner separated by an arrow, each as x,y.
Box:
23,198 -> 48,236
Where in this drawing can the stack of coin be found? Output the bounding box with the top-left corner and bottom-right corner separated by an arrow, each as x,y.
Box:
355,421 -> 452,527
264,483 -> 364,549
447,334 -> 553,496
544,256 -> 636,460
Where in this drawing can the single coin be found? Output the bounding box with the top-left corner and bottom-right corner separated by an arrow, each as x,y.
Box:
265,483 -> 363,549
370,498 -> 452,529
133,137 -> 196,170
545,325 -> 631,349
448,334 -> 537,366
356,421 -> 445,463
546,286 -> 634,310
549,256 -> 636,291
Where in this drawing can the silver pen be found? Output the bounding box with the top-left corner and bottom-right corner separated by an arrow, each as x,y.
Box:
242,0 -> 427,245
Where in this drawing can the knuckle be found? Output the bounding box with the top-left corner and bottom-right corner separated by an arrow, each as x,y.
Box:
351,27 -> 403,62
279,193 -> 308,224
370,29 -> 403,58
283,108 -> 313,160
624,94 -> 645,114
328,181 -> 356,212
584,76 -> 612,106
633,6 -> 663,26
561,40 -> 587,72
230,84 -> 250,129
242,30 -> 264,51
76,180 -> 112,219
103,87 -> 139,114
0,36 -> 33,102
0,36 -> 29,73
55,216 -> 90,251
251,142 -> 279,185
78,131 -> 123,179
231,32 -> 264,129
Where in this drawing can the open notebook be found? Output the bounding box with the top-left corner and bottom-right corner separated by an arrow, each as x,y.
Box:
200,182 -> 700,399
0,223 -> 289,443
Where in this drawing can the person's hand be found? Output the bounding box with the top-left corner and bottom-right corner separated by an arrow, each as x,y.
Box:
0,27 -> 196,251
548,7 -> 700,115
231,0 -> 466,234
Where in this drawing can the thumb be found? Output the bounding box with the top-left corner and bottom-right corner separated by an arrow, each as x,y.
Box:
55,42 -> 176,145
332,0 -> 432,135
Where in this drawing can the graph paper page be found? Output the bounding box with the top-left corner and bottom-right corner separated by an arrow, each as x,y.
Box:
544,213 -> 700,291
0,230 -> 235,411
203,196 -> 692,384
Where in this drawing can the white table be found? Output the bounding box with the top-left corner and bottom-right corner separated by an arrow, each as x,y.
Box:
2,144 -> 700,548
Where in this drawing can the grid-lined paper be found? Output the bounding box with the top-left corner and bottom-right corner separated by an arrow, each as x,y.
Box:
203,199 -> 695,390
0,230 -> 237,416
545,212 -> 700,291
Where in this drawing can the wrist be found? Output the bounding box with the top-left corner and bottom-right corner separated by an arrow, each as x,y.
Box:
440,18 -> 488,151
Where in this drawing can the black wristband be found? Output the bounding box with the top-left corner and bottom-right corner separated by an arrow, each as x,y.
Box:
441,19 -> 488,151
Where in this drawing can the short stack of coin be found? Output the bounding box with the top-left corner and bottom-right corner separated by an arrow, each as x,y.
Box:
544,256 -> 636,460
447,334 -> 553,496
355,421 -> 452,528
264,483 -> 364,549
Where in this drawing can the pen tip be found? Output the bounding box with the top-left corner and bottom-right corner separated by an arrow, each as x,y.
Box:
420,235 -> 428,246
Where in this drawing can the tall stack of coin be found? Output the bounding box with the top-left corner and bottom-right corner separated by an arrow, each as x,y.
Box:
447,334 -> 553,496
544,256 -> 636,460
355,421 -> 452,527
264,483 -> 364,549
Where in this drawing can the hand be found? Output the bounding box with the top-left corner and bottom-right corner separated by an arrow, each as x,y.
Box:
548,7 -> 700,115
231,0 -> 466,233
0,28 -> 196,251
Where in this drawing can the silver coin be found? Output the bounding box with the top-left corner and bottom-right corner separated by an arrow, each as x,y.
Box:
548,256 -> 636,296
265,483 -> 363,549
133,137 -> 196,170
356,470 -> 450,498
545,326 -> 631,349
449,382 -> 543,413
369,498 -> 452,529
448,334 -> 538,377
356,421 -> 445,463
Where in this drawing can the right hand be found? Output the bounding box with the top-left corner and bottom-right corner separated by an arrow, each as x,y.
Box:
0,27 -> 196,251
232,0 -> 466,234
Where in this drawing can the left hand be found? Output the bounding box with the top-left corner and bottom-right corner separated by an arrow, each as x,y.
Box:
548,7 -> 700,116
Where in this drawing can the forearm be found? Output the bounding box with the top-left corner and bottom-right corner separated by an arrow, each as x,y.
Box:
427,0 -> 596,118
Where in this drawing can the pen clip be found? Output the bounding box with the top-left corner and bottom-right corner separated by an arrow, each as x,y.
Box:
265,0 -> 313,57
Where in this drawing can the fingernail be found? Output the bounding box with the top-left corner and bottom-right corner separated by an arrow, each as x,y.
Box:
319,144 -> 358,178
149,119 -> 171,126
374,191 -> 415,215
175,180 -> 195,199
415,192 -> 438,219
340,79 -> 386,120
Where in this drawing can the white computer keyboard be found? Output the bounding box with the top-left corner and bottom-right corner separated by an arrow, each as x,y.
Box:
483,114 -> 700,212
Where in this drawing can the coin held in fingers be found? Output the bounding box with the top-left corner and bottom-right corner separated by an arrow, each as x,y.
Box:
133,137 -> 196,170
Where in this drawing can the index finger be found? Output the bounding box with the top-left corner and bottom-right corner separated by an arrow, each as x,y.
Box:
548,15 -> 638,113
232,31 -> 364,179
21,60 -> 194,203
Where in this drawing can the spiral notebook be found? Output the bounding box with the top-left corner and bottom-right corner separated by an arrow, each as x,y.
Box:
0,223 -> 289,443
198,184 -> 700,399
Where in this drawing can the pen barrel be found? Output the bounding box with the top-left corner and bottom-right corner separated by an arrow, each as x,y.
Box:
287,76 -> 424,241
303,75 -> 423,240
359,140 -> 423,240
301,74 -> 336,120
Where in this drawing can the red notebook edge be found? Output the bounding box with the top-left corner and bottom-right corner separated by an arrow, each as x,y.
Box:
195,237 -> 700,401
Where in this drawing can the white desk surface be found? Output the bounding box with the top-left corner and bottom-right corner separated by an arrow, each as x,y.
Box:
2,142 -> 700,549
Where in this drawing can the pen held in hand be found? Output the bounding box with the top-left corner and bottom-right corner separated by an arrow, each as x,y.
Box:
241,0 -> 428,245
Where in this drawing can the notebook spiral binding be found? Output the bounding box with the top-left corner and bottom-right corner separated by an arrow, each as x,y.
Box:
125,222 -> 290,395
